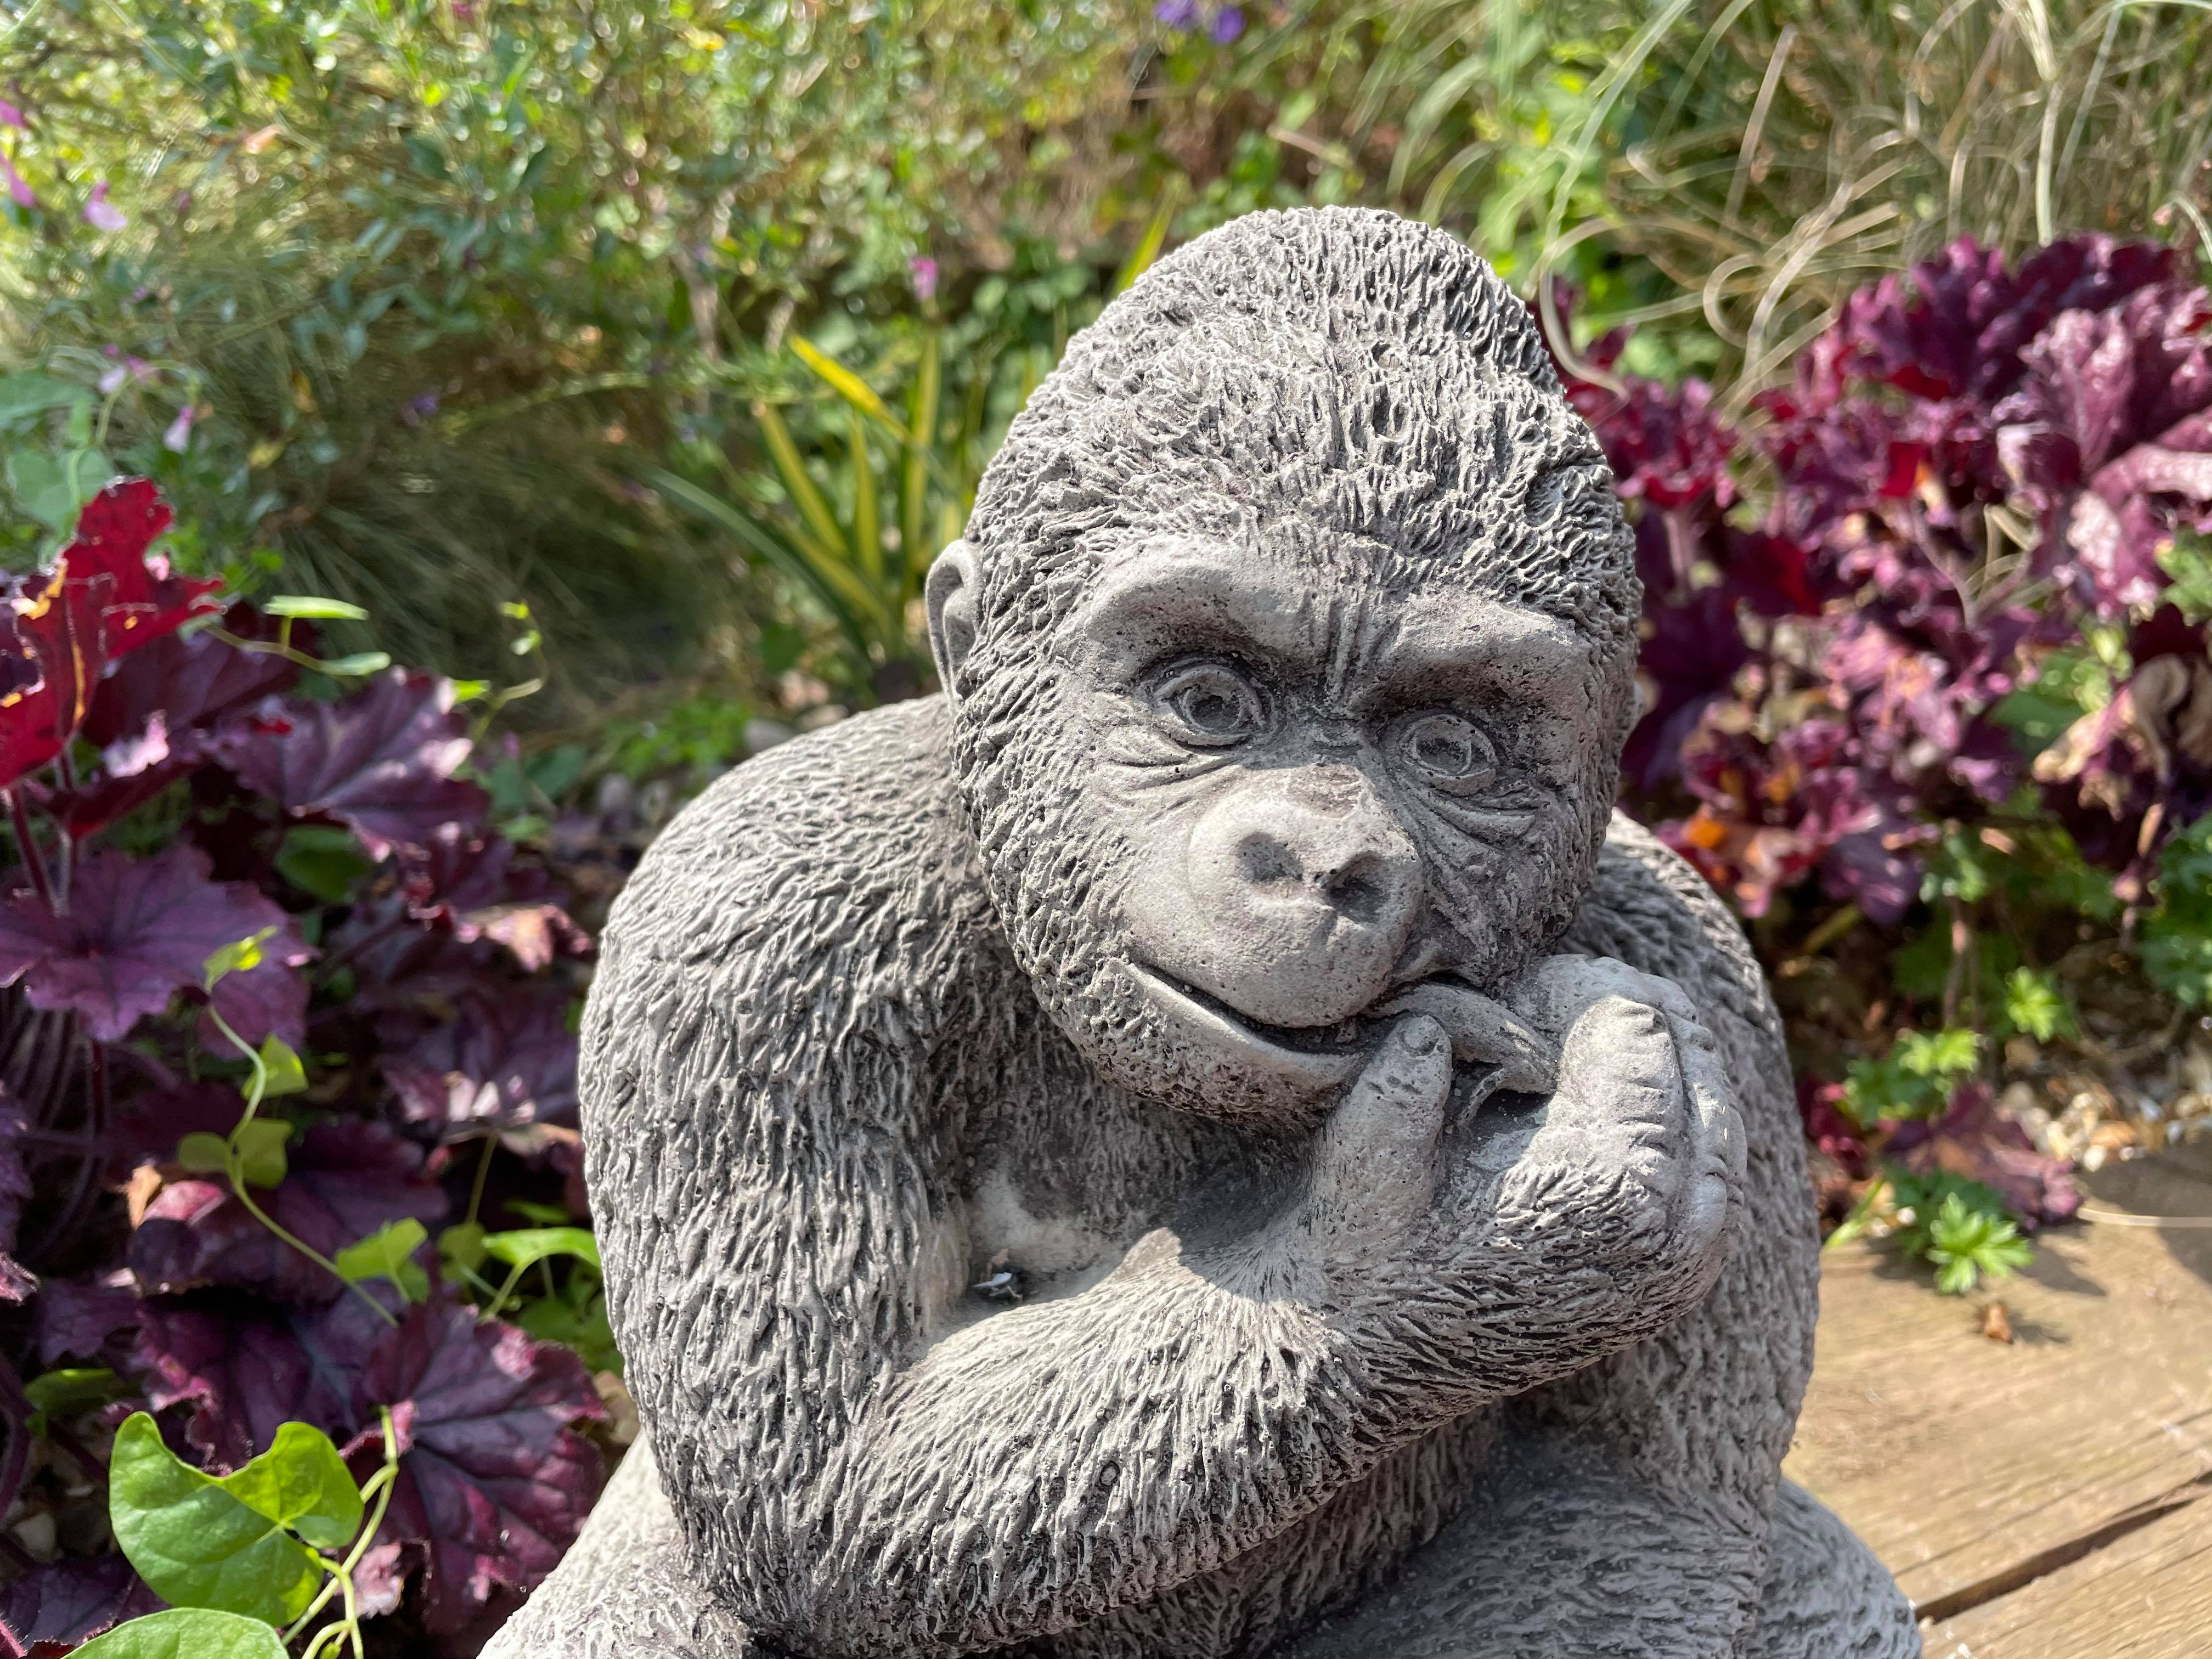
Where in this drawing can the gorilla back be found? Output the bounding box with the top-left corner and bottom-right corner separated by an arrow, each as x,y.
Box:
484,208 -> 1918,1659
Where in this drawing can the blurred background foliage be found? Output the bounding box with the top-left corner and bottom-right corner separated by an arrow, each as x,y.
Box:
8,0 -> 2204,713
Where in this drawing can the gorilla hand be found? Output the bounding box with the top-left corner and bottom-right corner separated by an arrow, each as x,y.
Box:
1290,957 -> 1745,1422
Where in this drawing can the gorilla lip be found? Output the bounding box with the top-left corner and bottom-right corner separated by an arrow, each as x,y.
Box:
1127,961 -> 1372,1092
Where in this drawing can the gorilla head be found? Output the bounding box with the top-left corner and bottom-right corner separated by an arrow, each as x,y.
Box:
928,208 -> 1640,1133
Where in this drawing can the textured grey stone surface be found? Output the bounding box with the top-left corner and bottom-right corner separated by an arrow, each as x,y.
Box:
484,207 -> 1918,1658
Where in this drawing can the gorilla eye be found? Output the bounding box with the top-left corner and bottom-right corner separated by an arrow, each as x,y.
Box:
1398,713 -> 1500,794
1152,663 -> 1266,748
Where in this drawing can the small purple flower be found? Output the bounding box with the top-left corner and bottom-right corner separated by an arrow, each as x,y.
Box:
83,181 -> 126,233
909,255 -> 939,305
1154,0 -> 1201,30
0,100 -> 25,132
1208,5 -> 1245,43
97,354 -> 155,395
0,151 -> 34,209
403,391 -> 441,425
162,403 -> 201,453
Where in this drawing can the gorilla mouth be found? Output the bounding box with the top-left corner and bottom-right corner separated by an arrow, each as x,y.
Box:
1136,965 -> 1376,1056
1128,961 -> 1562,1104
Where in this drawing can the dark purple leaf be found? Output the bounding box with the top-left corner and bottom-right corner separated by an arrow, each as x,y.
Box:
397,829 -> 590,972
81,602 -> 302,752
0,1553 -> 165,1655
100,1081 -> 243,1183
131,1120 -> 447,1305
0,1090 -> 30,1302
216,671 -> 488,859
35,1271 -> 142,1367
324,894 -> 518,1013
0,845 -> 311,1042
385,992 -> 580,1139
128,1290 -> 392,1471
357,1300 -> 605,1632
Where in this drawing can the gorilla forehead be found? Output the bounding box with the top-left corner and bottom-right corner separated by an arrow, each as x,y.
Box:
963,206 -> 1640,673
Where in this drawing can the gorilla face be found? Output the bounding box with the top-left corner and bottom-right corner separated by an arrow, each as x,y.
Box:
932,520 -> 1627,1135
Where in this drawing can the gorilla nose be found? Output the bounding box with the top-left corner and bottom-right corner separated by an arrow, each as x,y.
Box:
1233,828 -> 1410,928
1176,769 -> 1424,1029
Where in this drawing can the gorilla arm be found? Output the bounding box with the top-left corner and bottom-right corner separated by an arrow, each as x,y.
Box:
1288,821 -> 1818,1659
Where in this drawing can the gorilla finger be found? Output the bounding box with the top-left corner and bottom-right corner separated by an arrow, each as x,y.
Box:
1372,979 -> 1557,1094
1549,995 -> 1689,1146
1308,1014 -> 1451,1246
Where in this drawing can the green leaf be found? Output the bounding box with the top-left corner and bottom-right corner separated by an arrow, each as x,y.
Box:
500,1199 -> 571,1227
24,1366 -> 126,1420
109,1414 -> 329,1624
335,1217 -> 431,1302
262,594 -> 370,620
72,1608 -> 290,1659
177,1132 -> 233,1174
482,1225 -> 600,1273
203,929 -> 278,991
0,371 -> 89,426
2001,967 -> 2070,1042
313,651 -> 393,676
438,1220 -> 488,1273
256,1035 -> 308,1098
274,825 -> 374,904
231,1119 -> 292,1189
220,1421 -> 364,1551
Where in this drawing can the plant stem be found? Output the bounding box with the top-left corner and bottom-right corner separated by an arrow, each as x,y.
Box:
2,788 -> 55,909
466,1133 -> 496,1229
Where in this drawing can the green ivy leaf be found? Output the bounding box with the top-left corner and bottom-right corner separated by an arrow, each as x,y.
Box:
438,1220 -> 488,1274
313,651 -> 393,676
262,594 -> 370,620
177,1132 -> 233,1175
23,1366 -> 126,1427
202,929 -> 278,992
482,1226 -> 600,1273
256,1036 -> 308,1099
335,1217 -> 432,1303
219,1422 -> 365,1551
231,1119 -> 292,1189
72,1607 -> 290,1659
109,1414 -> 331,1624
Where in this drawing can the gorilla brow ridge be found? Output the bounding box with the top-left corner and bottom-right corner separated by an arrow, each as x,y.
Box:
962,207 -> 1642,678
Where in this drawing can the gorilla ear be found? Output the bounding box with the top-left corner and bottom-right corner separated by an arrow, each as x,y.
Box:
925,539 -> 983,703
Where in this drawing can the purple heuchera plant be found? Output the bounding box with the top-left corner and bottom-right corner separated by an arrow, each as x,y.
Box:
1,480 -> 602,1650
1548,235 -> 2212,917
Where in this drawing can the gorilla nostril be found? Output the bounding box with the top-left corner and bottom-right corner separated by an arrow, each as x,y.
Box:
1324,867 -> 1388,926
1237,834 -> 1304,890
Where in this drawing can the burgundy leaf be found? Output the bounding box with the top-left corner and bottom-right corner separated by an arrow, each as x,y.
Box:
324,894 -> 520,1012
385,992 -> 580,1140
357,1300 -> 606,1632
216,671 -> 488,859
0,845 -> 311,1042
128,1290 -> 392,1471
82,602 -> 302,746
0,1553 -> 165,1655
131,1120 -> 447,1305
0,480 -> 221,791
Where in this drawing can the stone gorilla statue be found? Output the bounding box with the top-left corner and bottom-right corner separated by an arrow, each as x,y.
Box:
486,207 -> 1917,1659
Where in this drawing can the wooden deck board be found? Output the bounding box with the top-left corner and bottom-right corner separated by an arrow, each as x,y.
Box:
1784,1142 -> 2212,1656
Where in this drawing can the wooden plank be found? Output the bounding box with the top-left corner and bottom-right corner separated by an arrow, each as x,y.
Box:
1783,1144 -> 2212,1623
1921,1485 -> 2212,1658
